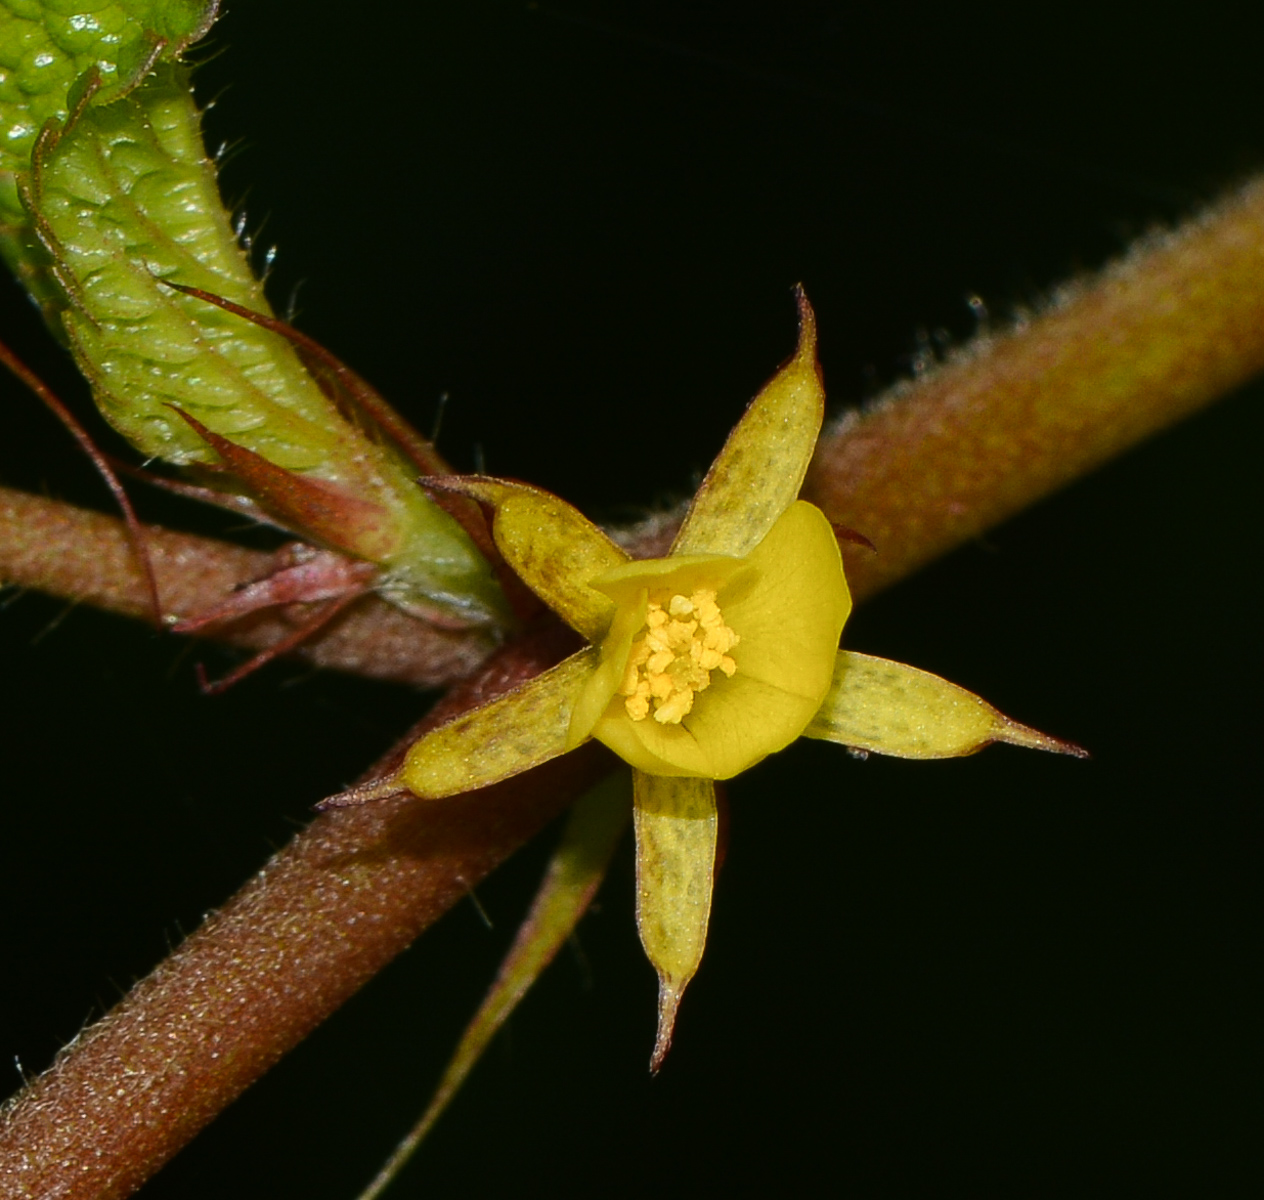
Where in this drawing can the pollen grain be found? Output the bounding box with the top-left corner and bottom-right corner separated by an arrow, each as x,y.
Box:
618,588 -> 738,724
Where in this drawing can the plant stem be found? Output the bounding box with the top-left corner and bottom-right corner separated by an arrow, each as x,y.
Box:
0,621 -> 600,1200
808,179 -> 1264,597
0,488 -> 494,687
2,177 -> 1264,1195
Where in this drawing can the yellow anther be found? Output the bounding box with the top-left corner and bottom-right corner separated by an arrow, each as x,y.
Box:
667,619 -> 697,645
654,691 -> 693,724
625,691 -> 650,721
647,649 -> 675,676
619,588 -> 740,724
668,594 -> 695,618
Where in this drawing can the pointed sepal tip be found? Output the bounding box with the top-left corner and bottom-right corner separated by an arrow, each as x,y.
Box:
994,718 -> 1089,759
650,981 -> 684,1075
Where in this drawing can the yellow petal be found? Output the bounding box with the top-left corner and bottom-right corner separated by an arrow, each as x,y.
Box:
804,651 -> 1089,759
587,503 -> 850,779
581,554 -> 755,767
632,770 -> 717,1073
567,589 -> 647,749
721,499 -> 850,701
671,287 -> 824,558
401,647 -> 601,798
588,552 -> 755,606
428,476 -> 628,641
597,671 -> 820,778
362,771 -> 631,1195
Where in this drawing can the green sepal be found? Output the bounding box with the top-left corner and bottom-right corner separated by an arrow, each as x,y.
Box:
400,648 -> 602,799
804,651 -> 1088,759
358,771 -> 631,1199
671,287 -> 824,558
632,769 -> 718,1072
427,475 -> 629,640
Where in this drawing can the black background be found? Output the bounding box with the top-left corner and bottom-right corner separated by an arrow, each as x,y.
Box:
1,2 -> 1261,1195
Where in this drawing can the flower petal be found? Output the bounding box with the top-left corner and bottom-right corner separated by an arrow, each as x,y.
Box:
401,646 -> 602,798
587,502 -> 849,779
567,589 -> 647,749
426,476 -> 628,641
671,287 -> 824,558
588,553 -> 754,605
721,499 -> 850,700
581,555 -> 755,768
632,770 -> 718,1073
596,671 -> 821,778
804,651 -> 1089,759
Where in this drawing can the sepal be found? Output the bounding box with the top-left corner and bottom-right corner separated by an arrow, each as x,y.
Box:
401,647 -> 603,799
632,770 -> 718,1072
804,651 -> 1087,759
425,475 -> 629,641
358,772 -> 631,1196
672,286 -> 824,558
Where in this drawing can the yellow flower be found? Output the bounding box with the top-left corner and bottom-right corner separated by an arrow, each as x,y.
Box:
347,289 -> 1080,1070
570,498 -> 849,779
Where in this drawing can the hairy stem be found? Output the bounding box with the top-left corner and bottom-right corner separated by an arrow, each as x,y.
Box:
0,487 -> 493,687
0,622 -> 600,1200
2,178 -> 1264,1195
807,179 -> 1264,595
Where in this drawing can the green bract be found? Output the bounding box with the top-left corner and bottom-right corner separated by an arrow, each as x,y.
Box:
0,0 -> 218,309
0,0 -> 509,626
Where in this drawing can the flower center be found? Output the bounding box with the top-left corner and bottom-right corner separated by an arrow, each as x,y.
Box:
617,588 -> 740,724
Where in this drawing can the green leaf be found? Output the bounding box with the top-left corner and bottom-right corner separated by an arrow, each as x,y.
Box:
0,0 -> 218,293
3,25 -> 508,625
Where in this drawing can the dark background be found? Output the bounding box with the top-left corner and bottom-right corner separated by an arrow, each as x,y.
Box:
1,2 -> 1261,1195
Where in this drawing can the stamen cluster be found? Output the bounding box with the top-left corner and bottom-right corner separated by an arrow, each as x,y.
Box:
619,588 -> 739,724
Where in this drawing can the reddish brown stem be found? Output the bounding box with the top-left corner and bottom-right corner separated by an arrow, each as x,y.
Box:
0,487 -> 493,688
0,625 -> 604,1200
4,178 -> 1264,1196
0,338 -> 164,624
807,179 -> 1264,595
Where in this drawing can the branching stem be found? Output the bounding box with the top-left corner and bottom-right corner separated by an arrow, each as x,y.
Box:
2,179 -> 1264,1196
